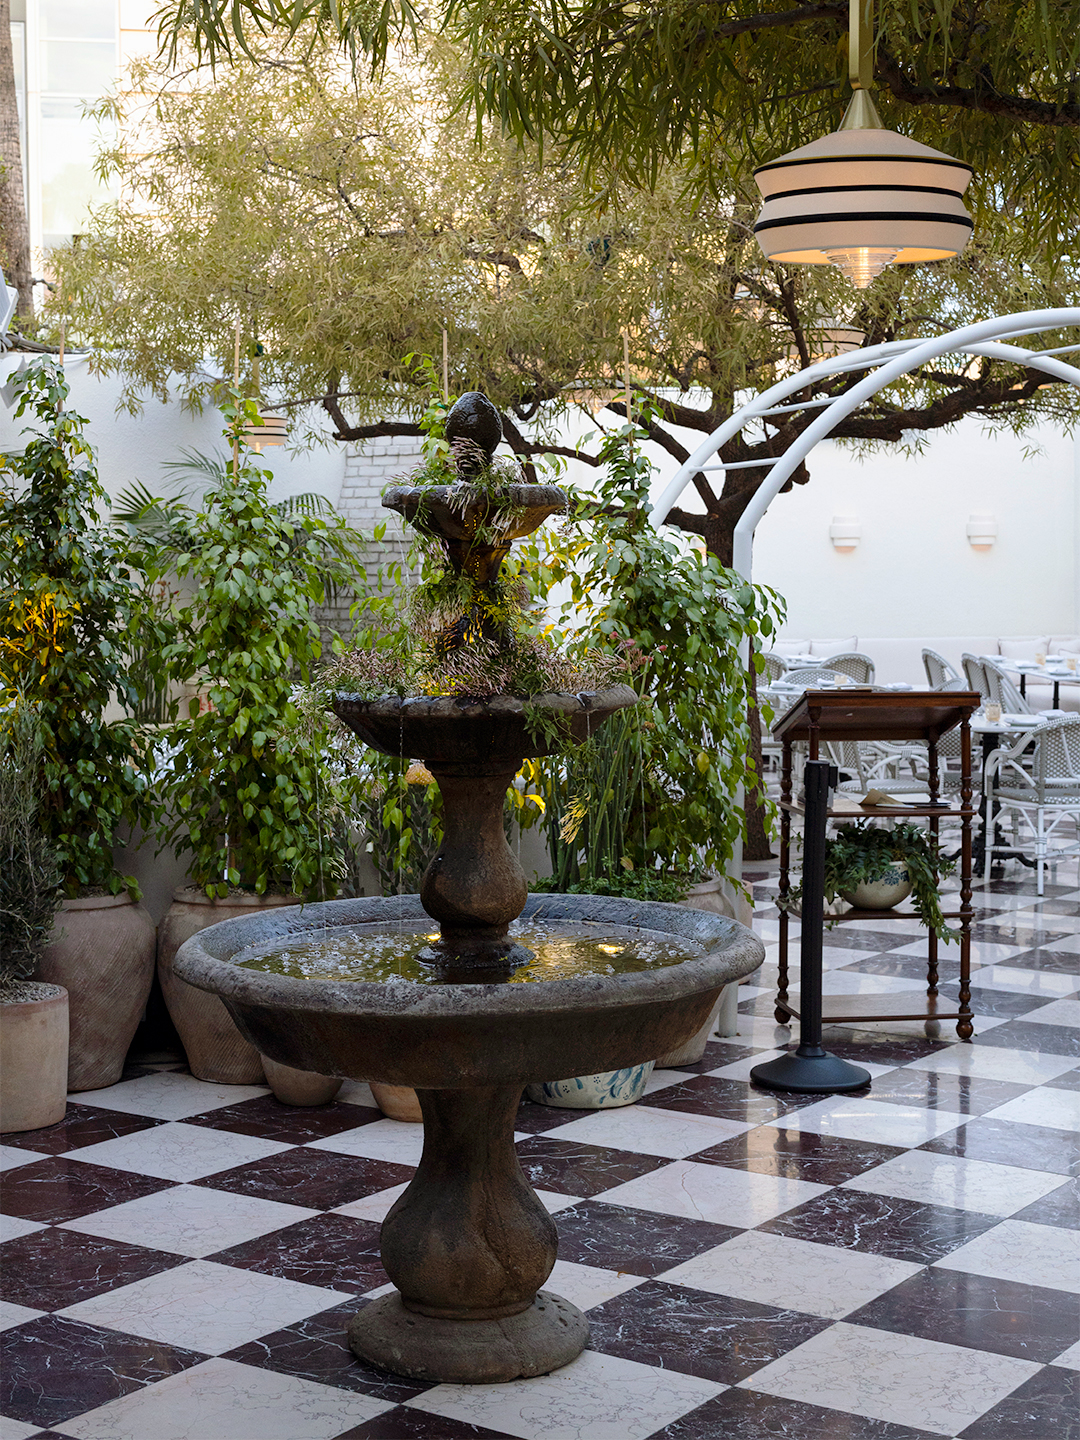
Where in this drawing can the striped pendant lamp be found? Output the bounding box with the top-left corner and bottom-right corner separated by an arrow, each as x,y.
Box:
753,3 -> 974,287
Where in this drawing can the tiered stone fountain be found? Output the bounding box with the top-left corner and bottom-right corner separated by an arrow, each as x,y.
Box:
173,394 -> 763,1384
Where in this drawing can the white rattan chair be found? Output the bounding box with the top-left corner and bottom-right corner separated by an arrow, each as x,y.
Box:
823,652 -> 876,684
786,666 -> 854,689
760,651 -> 788,685
923,648 -> 964,691
984,716 -> 1080,893
962,654 -> 992,702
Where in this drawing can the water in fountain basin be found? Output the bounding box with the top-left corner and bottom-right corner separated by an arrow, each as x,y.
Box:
236,919 -> 703,986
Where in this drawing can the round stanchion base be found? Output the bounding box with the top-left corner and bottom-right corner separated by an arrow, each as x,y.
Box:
750,1046 -> 871,1094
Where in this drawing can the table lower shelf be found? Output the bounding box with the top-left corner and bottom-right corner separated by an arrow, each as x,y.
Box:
774,992 -> 969,1024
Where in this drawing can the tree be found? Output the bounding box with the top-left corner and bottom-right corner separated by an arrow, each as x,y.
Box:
155,1 -> 1078,248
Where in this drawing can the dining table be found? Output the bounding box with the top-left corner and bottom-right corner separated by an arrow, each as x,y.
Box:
990,655 -> 1080,710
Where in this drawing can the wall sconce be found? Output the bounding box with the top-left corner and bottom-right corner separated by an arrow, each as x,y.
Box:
829,516 -> 862,552
966,513 -> 998,550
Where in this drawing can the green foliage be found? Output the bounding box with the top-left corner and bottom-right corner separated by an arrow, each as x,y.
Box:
0,361 -> 164,895
150,391 -> 362,896
522,423 -> 785,884
531,870 -> 689,904
786,821 -> 958,941
349,754 -> 444,895
0,704 -> 64,995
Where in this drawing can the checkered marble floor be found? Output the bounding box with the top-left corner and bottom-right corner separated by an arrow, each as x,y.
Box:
2,873 -> 1077,1440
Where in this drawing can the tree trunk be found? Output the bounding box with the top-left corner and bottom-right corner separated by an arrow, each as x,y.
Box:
0,0 -> 32,318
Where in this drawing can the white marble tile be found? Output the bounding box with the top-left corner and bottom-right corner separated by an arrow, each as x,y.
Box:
0,1300 -> 44,1333
545,1259 -> 646,1311
0,1415 -> 46,1440
767,1096 -> 967,1148
0,1145 -> 47,1171
72,1072 -> 269,1120
546,1105 -> 751,1159
658,1230 -> 921,1320
786,972 -> 929,998
889,939 -> 1026,966
66,1122 -> 290,1182
335,1184 -> 580,1223
61,1183 -> 319,1257
734,1017 -> 795,1047
1020,996 -> 1080,1027
407,1347 -> 724,1440
60,1356 -> 389,1440
59,1259 -> 354,1354
971,965 -> 1079,996
0,1214 -> 44,1244
307,1117 -> 425,1167
839,917 -> 927,934
536,1189 -> 586,1215
334,1079 -> 378,1108
1052,1336 -> 1080,1371
982,1085 -> 1080,1133
598,1159 -> 827,1227
738,1321 -> 1040,1437
707,1049 -> 785,1080
842,1150 -> 1065,1217
906,1043 -> 1078,1085
1010,911 -> 1080,934
934,1219 -> 1080,1294
763,945 -> 858,971
640,1067 -> 696,1096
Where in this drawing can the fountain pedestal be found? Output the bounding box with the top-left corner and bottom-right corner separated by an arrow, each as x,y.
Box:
349,1083 -> 587,1381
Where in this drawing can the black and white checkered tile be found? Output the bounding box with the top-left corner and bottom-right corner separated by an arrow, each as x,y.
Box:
2,873 -> 1076,1440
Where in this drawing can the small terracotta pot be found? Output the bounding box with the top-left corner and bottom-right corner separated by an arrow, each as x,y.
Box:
261,1056 -> 343,1107
0,984 -> 69,1132
37,894 -> 156,1092
158,888 -> 300,1084
370,1082 -> 423,1122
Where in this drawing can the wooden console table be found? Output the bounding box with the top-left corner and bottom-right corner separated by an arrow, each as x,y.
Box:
772,690 -> 982,1041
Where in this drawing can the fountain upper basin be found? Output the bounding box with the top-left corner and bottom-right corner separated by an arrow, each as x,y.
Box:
172,893 -> 764,1089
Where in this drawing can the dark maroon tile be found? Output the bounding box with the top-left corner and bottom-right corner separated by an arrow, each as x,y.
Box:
868,1068 -> 1031,1115
211,1212 -> 388,1291
512,1102 -> 582,1135
554,1199 -> 740,1276
819,1032 -> 951,1067
587,1279 -> 829,1383
848,1266 -> 1080,1362
922,1116 -> 1079,1177
958,1363 -> 1078,1439
1024,898 -> 1080,916
810,929 -> 910,951
1048,1068 -> 1080,1092
0,1104 -> 166,1153
0,1313 -> 204,1428
961,987 -> 1060,1022
670,1039 -> 763,1075
645,1075 -> 813,1125
651,1386 -> 942,1440
0,1157 -> 175,1224
512,1135 -> 669,1197
691,1126 -> 906,1184
839,952 -> 967,984
196,1147 -> 414,1210
0,1226 -> 186,1310
224,1298 -> 427,1404
1013,1177 -> 1079,1230
185,1095 -> 384,1146
334,1408 -> 518,1438
998,947 -> 1080,974
981,880 -> 1072,897
759,1190 -> 1001,1264
970,1020 -> 1080,1057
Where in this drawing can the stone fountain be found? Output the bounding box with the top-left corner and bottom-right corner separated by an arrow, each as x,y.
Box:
173,393 -> 764,1384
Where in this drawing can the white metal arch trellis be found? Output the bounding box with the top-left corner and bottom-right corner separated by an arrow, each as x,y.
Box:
650,307 -> 1080,581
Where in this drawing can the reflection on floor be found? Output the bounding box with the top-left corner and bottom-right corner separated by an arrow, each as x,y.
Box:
1,868 -> 1077,1440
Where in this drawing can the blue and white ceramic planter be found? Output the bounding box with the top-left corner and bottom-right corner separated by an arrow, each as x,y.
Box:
525,1062 -> 655,1110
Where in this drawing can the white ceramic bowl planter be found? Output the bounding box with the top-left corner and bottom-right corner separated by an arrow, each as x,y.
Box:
525,1063 -> 655,1110
841,861 -> 912,911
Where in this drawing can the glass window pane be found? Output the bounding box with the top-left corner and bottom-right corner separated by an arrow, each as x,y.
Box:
40,97 -> 115,244
43,38 -> 115,95
40,0 -> 115,40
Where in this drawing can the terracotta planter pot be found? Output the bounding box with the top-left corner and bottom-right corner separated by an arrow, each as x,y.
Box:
261,1056 -> 343,1107
0,984 -> 69,1132
370,1081 -> 423,1122
158,888 -> 300,1084
37,894 -> 156,1092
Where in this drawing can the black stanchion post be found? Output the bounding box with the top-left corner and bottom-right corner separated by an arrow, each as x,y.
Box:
752,759 -> 871,1093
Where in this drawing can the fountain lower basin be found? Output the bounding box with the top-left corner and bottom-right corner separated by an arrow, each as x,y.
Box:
173,892 -> 763,1383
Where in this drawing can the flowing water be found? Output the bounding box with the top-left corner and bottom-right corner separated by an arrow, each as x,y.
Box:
236,919 -> 702,986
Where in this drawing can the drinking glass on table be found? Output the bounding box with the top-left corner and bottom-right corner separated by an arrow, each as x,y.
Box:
986,703 -> 1002,724
1035,652 -> 1047,667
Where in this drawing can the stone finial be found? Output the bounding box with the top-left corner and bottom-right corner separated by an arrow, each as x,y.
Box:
445,392 -> 503,471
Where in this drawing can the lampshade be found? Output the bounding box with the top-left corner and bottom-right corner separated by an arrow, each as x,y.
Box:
753,97 -> 974,287
244,410 -> 288,451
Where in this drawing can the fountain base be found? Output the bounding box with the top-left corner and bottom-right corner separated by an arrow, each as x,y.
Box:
348,1290 -> 589,1384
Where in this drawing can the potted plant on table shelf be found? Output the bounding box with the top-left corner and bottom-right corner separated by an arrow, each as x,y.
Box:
1,361 -> 162,1093
0,705 -> 69,1133
147,391 -> 366,1097
785,821 -> 958,941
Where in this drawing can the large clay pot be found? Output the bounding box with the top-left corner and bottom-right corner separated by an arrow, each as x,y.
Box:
260,1056 -> 343,1107
0,984 -> 69,1132
158,888 -> 300,1083
37,894 -> 156,1092
370,1082 -> 424,1122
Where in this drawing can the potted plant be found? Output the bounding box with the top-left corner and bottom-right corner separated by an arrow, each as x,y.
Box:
1,361 -> 160,1092
787,821 -> 957,939
0,706 -> 69,1132
149,392 -> 362,1092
